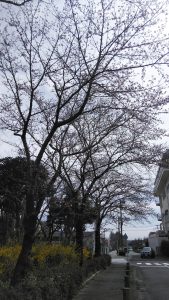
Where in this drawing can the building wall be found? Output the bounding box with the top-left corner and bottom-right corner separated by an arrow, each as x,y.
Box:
148,232 -> 168,255
154,153 -> 169,247
160,178 -> 169,232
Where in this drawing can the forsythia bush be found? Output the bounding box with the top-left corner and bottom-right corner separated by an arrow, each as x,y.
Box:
0,243 -> 90,268
32,244 -> 78,264
83,247 -> 90,258
0,245 -> 21,262
0,245 -> 21,277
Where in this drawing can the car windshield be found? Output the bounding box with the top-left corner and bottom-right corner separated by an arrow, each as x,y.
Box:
143,247 -> 151,251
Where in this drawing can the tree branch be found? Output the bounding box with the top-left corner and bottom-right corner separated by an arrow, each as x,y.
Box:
0,0 -> 31,6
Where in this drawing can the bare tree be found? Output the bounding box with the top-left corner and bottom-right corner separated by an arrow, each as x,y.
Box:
51,105 -> 164,259
92,172 -> 155,256
0,0 -> 31,5
0,0 -> 168,284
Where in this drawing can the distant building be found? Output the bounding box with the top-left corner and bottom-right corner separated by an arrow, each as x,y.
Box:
83,231 -> 95,254
83,231 -> 109,255
100,235 -> 109,254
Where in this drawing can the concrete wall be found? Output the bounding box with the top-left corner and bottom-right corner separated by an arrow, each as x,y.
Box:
148,233 -> 168,255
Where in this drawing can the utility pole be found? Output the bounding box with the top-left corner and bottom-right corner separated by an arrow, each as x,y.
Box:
120,203 -> 123,248
118,199 -> 125,253
117,215 -> 120,253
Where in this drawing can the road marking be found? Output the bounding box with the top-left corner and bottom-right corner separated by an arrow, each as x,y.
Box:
138,265 -> 166,268
135,261 -> 169,268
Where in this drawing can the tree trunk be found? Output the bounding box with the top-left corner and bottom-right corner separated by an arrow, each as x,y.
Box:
15,212 -> 21,243
94,220 -> 101,257
10,183 -> 38,286
47,223 -> 54,243
75,217 -> 84,266
10,213 -> 37,286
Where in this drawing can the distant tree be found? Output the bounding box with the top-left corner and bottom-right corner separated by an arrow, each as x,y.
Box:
46,194 -> 75,244
130,238 -> 148,252
0,157 -> 50,244
144,238 -> 149,247
109,231 -> 118,251
46,186 -> 96,246
0,157 -> 27,244
129,238 -> 143,252
92,170 -> 154,256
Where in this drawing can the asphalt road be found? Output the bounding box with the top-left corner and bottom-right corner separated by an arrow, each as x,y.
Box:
129,252 -> 169,300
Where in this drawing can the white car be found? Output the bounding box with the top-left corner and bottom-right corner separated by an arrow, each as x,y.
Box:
140,247 -> 155,258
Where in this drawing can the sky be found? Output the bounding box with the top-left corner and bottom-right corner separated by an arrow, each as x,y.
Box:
106,211 -> 161,240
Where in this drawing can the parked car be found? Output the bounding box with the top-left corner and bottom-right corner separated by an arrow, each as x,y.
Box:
117,247 -> 126,256
140,247 -> 155,258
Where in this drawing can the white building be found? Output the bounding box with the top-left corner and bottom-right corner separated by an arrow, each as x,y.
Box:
148,231 -> 168,255
154,150 -> 169,234
148,151 -> 169,254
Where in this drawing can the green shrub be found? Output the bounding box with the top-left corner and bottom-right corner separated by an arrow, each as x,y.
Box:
53,263 -> 83,299
102,254 -> 111,266
82,254 -> 111,279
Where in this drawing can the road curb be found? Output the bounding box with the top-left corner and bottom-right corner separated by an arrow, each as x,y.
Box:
81,270 -> 101,287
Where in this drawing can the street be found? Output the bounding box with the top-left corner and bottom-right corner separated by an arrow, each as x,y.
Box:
129,252 -> 169,300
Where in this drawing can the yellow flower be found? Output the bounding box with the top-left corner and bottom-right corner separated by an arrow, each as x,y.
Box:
0,245 -> 21,262
32,243 -> 78,264
0,243 -> 90,270
83,247 -> 90,258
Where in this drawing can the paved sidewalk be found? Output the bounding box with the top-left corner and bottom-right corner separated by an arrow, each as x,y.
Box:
73,253 -> 127,300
